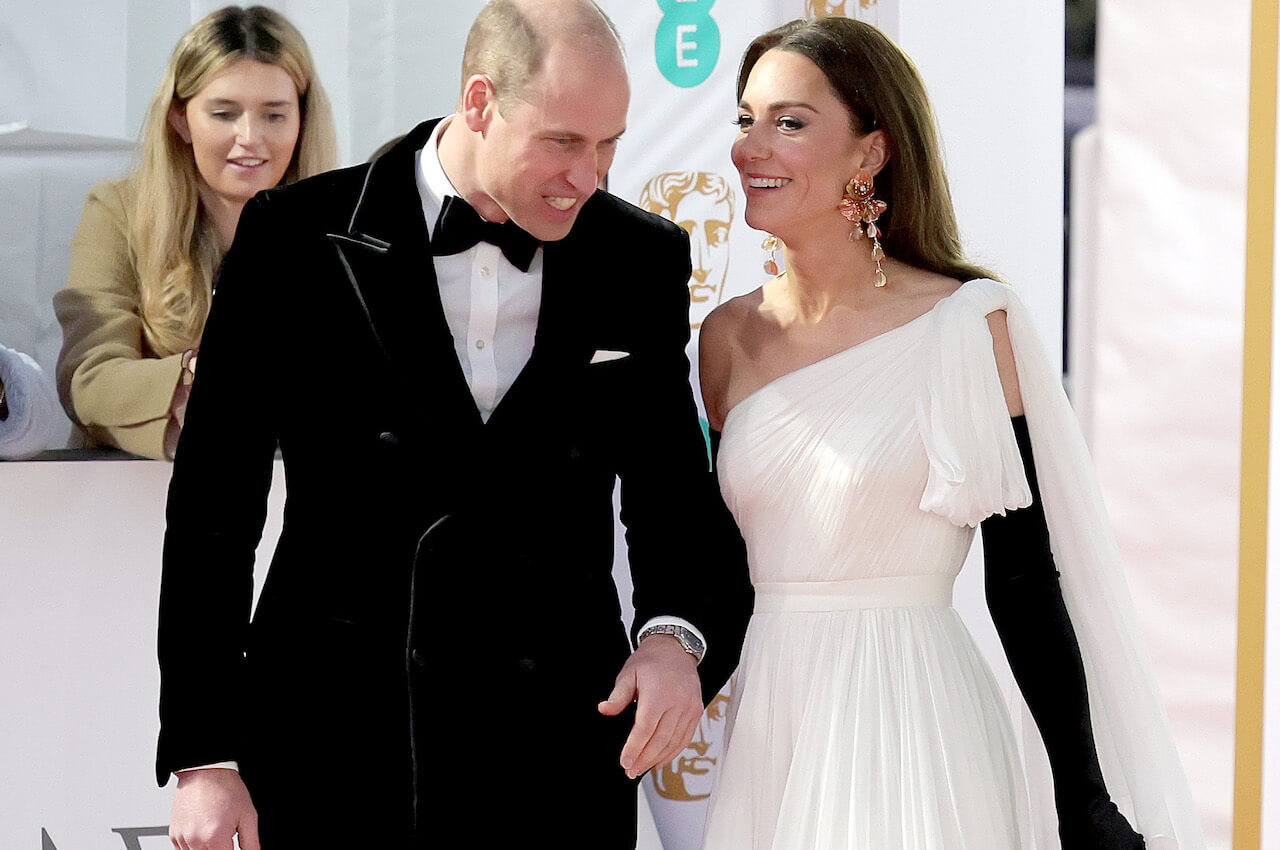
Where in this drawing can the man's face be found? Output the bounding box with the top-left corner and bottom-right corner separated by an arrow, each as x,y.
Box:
472,44 -> 629,242
671,190 -> 733,329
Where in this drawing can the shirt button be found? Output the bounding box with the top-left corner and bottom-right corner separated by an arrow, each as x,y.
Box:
475,339 -> 486,350
480,266 -> 492,277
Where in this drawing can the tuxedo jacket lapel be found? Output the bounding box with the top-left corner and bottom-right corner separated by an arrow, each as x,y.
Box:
328,124 -> 607,440
484,220 -> 597,434
326,120 -> 483,436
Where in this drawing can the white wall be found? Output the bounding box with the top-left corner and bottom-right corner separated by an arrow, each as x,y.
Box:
901,0 -> 1064,363
1,1 -> 486,163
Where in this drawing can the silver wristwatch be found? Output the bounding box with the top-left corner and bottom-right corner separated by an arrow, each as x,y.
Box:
637,623 -> 706,664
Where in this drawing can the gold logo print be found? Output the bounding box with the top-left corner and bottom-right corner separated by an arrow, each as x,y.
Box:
638,172 -> 735,330
650,691 -> 731,801
805,0 -> 877,17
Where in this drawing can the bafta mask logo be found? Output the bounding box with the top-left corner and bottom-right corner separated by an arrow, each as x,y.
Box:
638,172 -> 735,330
805,0 -> 877,17
650,690 -> 731,801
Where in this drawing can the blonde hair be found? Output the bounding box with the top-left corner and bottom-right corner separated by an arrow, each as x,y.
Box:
132,5 -> 337,357
738,18 -> 996,283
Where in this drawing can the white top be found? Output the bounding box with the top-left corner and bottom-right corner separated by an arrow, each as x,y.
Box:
0,343 -> 60,459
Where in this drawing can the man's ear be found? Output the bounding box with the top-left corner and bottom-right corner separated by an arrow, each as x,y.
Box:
460,74 -> 500,134
168,104 -> 192,144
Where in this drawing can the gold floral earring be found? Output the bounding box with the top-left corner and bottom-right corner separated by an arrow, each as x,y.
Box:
762,234 -> 781,276
839,171 -> 888,287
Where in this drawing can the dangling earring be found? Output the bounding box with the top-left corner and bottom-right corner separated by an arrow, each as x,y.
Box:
762,234 -> 781,275
839,171 -> 889,287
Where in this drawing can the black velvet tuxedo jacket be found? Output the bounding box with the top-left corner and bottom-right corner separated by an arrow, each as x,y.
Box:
156,120 -> 752,846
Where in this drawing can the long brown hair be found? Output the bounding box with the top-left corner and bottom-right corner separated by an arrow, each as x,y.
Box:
132,5 -> 337,357
738,18 -> 996,282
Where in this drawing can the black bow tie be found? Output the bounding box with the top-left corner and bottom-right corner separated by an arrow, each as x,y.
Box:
431,195 -> 540,272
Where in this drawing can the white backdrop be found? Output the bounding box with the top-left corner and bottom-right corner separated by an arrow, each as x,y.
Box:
1,2 -> 1234,849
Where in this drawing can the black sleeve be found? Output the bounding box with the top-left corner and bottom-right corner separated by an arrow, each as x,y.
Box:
981,415 -> 1144,850
155,195 -> 281,784
613,218 -> 752,707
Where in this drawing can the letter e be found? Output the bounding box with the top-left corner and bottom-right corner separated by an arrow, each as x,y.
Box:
676,24 -> 699,68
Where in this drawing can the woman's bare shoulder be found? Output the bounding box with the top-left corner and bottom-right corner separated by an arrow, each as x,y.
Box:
701,288 -> 763,346
893,264 -> 964,303
699,289 -> 764,430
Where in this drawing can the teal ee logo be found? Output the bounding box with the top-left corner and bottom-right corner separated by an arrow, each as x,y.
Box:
655,0 -> 720,88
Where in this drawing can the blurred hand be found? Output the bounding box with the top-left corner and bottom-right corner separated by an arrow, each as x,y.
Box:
164,381 -> 192,460
598,634 -> 702,779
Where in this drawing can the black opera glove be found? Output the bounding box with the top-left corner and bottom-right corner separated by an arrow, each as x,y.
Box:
980,416 -> 1145,850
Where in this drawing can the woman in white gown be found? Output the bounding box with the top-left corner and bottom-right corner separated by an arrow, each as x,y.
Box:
698,18 -> 1204,850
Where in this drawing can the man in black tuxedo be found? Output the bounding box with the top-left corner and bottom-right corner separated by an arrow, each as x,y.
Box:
158,1 -> 751,848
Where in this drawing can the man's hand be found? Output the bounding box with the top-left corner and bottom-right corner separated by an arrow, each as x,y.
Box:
598,634 -> 703,779
168,768 -> 259,850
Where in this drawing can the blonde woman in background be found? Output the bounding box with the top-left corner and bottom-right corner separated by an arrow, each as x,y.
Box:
54,5 -> 337,459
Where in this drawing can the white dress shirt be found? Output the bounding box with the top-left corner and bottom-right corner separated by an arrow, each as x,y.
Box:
416,118 -> 541,423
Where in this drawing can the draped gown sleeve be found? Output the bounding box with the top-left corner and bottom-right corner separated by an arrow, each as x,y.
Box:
915,278 -> 1205,850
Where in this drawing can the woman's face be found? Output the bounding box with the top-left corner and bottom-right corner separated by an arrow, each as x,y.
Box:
169,58 -> 302,208
731,49 -> 870,240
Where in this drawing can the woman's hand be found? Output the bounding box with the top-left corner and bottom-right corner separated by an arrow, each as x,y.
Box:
164,348 -> 198,459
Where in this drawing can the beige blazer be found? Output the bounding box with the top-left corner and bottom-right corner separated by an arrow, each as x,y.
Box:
54,179 -> 185,459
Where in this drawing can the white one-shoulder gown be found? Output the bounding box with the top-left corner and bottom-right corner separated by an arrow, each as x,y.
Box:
700,279 -> 1204,850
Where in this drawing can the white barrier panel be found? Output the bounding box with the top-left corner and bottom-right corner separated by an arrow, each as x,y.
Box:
0,460 -> 281,850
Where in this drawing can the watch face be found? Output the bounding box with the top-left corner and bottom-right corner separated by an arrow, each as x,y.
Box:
669,626 -> 704,658
641,624 -> 704,660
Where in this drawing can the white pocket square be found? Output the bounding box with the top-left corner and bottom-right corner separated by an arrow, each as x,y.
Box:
590,349 -> 630,364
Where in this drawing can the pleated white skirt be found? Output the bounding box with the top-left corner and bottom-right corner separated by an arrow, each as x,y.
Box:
702,579 -> 1034,850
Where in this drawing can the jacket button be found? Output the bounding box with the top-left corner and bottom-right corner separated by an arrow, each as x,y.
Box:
411,648 -> 427,667
379,431 -> 400,446
518,658 -> 536,673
